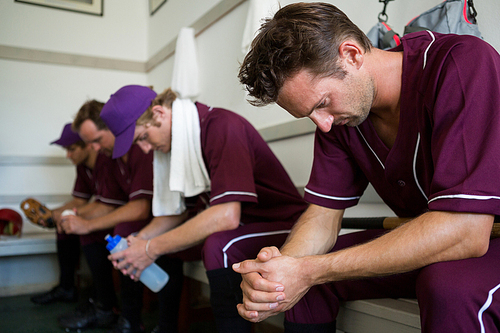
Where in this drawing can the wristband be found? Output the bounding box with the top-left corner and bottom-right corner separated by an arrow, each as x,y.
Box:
145,239 -> 155,260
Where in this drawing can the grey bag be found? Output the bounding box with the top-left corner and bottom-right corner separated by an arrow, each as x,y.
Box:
404,0 -> 482,38
367,0 -> 401,50
367,21 -> 401,50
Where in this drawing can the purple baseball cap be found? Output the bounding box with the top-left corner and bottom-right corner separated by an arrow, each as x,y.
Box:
100,85 -> 157,158
51,123 -> 82,147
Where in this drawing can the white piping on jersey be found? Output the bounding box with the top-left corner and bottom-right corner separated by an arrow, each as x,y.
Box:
413,133 -> 428,201
478,283 -> 500,333
85,169 -> 92,179
210,191 -> 257,202
355,126 -> 385,170
129,189 -> 154,199
429,194 -> 500,204
222,230 -> 291,268
423,30 -> 436,69
304,187 -> 360,201
98,196 -> 127,206
118,162 -> 125,176
72,191 -> 92,199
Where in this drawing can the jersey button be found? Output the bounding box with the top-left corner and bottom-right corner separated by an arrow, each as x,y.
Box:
397,180 -> 406,187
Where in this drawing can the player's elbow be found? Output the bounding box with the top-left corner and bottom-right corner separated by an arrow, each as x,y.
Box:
133,199 -> 152,220
463,217 -> 492,258
218,202 -> 242,231
223,210 -> 241,230
468,235 -> 490,258
138,209 -> 151,221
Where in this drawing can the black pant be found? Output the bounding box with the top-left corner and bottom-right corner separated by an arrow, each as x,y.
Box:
57,235 -> 80,290
82,242 -> 118,310
155,256 -> 184,333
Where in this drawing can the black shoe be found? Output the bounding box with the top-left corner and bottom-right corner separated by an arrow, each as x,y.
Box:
108,316 -> 144,333
58,298 -> 118,331
150,325 -> 160,333
30,285 -> 77,305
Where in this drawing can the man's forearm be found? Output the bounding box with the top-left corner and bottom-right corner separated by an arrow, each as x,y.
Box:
53,198 -> 88,215
87,199 -> 151,232
148,202 -> 241,258
136,213 -> 188,240
305,211 -> 494,286
77,201 -> 114,219
281,204 -> 343,257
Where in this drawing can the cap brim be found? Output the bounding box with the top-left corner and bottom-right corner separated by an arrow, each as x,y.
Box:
50,138 -> 73,146
112,122 -> 136,159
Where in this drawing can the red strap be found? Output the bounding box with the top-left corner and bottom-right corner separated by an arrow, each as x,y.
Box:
381,22 -> 401,46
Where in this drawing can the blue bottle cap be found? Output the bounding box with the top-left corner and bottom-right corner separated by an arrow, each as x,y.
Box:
105,234 -> 121,251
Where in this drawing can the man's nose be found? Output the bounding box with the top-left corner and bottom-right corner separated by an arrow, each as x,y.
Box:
91,143 -> 101,151
137,141 -> 152,154
309,111 -> 334,133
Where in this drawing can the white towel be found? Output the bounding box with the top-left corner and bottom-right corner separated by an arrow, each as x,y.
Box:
153,151 -> 180,215
241,0 -> 278,54
152,99 -> 210,216
171,27 -> 199,99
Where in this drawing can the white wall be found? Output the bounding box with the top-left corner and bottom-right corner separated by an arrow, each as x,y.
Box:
1,0 -> 499,201
147,0 -> 222,58
0,0 -> 149,197
0,0 -> 148,60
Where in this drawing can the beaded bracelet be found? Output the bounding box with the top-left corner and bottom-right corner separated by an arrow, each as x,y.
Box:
145,239 -> 155,260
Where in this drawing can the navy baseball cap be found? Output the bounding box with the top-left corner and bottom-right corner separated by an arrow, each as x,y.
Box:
51,123 -> 82,147
100,85 -> 157,158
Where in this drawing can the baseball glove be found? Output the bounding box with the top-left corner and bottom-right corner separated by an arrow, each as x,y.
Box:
20,198 -> 55,228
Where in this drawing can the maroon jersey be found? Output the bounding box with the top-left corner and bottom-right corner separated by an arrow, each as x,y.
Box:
196,103 -> 307,224
98,144 -> 153,236
305,31 -> 500,217
77,152 -> 116,245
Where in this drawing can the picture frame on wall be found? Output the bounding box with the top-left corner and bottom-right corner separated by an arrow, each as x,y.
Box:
150,0 -> 166,15
15,0 -> 103,16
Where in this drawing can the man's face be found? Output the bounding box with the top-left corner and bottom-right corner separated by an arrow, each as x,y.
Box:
133,106 -> 172,154
64,144 -> 90,165
277,68 -> 375,133
78,119 -> 115,156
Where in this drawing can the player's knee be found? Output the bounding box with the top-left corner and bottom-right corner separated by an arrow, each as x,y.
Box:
201,233 -> 227,270
417,263 -> 473,308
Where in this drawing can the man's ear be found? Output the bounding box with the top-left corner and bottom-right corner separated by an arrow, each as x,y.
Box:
152,105 -> 166,118
338,41 -> 364,70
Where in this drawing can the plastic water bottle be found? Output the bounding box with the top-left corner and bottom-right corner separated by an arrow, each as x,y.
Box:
105,234 -> 169,293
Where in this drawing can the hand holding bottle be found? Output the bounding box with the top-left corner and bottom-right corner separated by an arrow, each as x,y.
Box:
105,234 -> 169,293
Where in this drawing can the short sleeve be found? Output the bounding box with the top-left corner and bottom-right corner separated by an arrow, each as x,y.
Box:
426,37 -> 500,215
126,145 -> 154,201
72,165 -> 93,200
201,112 -> 257,206
304,128 -> 369,209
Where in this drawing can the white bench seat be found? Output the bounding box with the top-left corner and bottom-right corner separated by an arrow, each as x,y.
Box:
0,231 -> 56,257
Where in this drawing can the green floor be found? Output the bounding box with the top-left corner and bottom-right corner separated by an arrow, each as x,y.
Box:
0,290 -> 217,333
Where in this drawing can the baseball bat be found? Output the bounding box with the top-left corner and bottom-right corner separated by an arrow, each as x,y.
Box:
341,216 -> 500,238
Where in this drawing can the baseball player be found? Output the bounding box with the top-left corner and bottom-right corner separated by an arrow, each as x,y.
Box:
103,85 -> 308,333
234,3 -> 500,332
58,100 -> 154,333
30,123 -> 94,305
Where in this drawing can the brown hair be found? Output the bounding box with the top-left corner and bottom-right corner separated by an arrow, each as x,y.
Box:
72,100 -> 107,132
136,88 -> 178,127
238,2 -> 372,106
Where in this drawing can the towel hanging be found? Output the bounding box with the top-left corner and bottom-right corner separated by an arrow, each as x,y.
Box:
171,27 -> 199,99
241,0 -> 278,54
